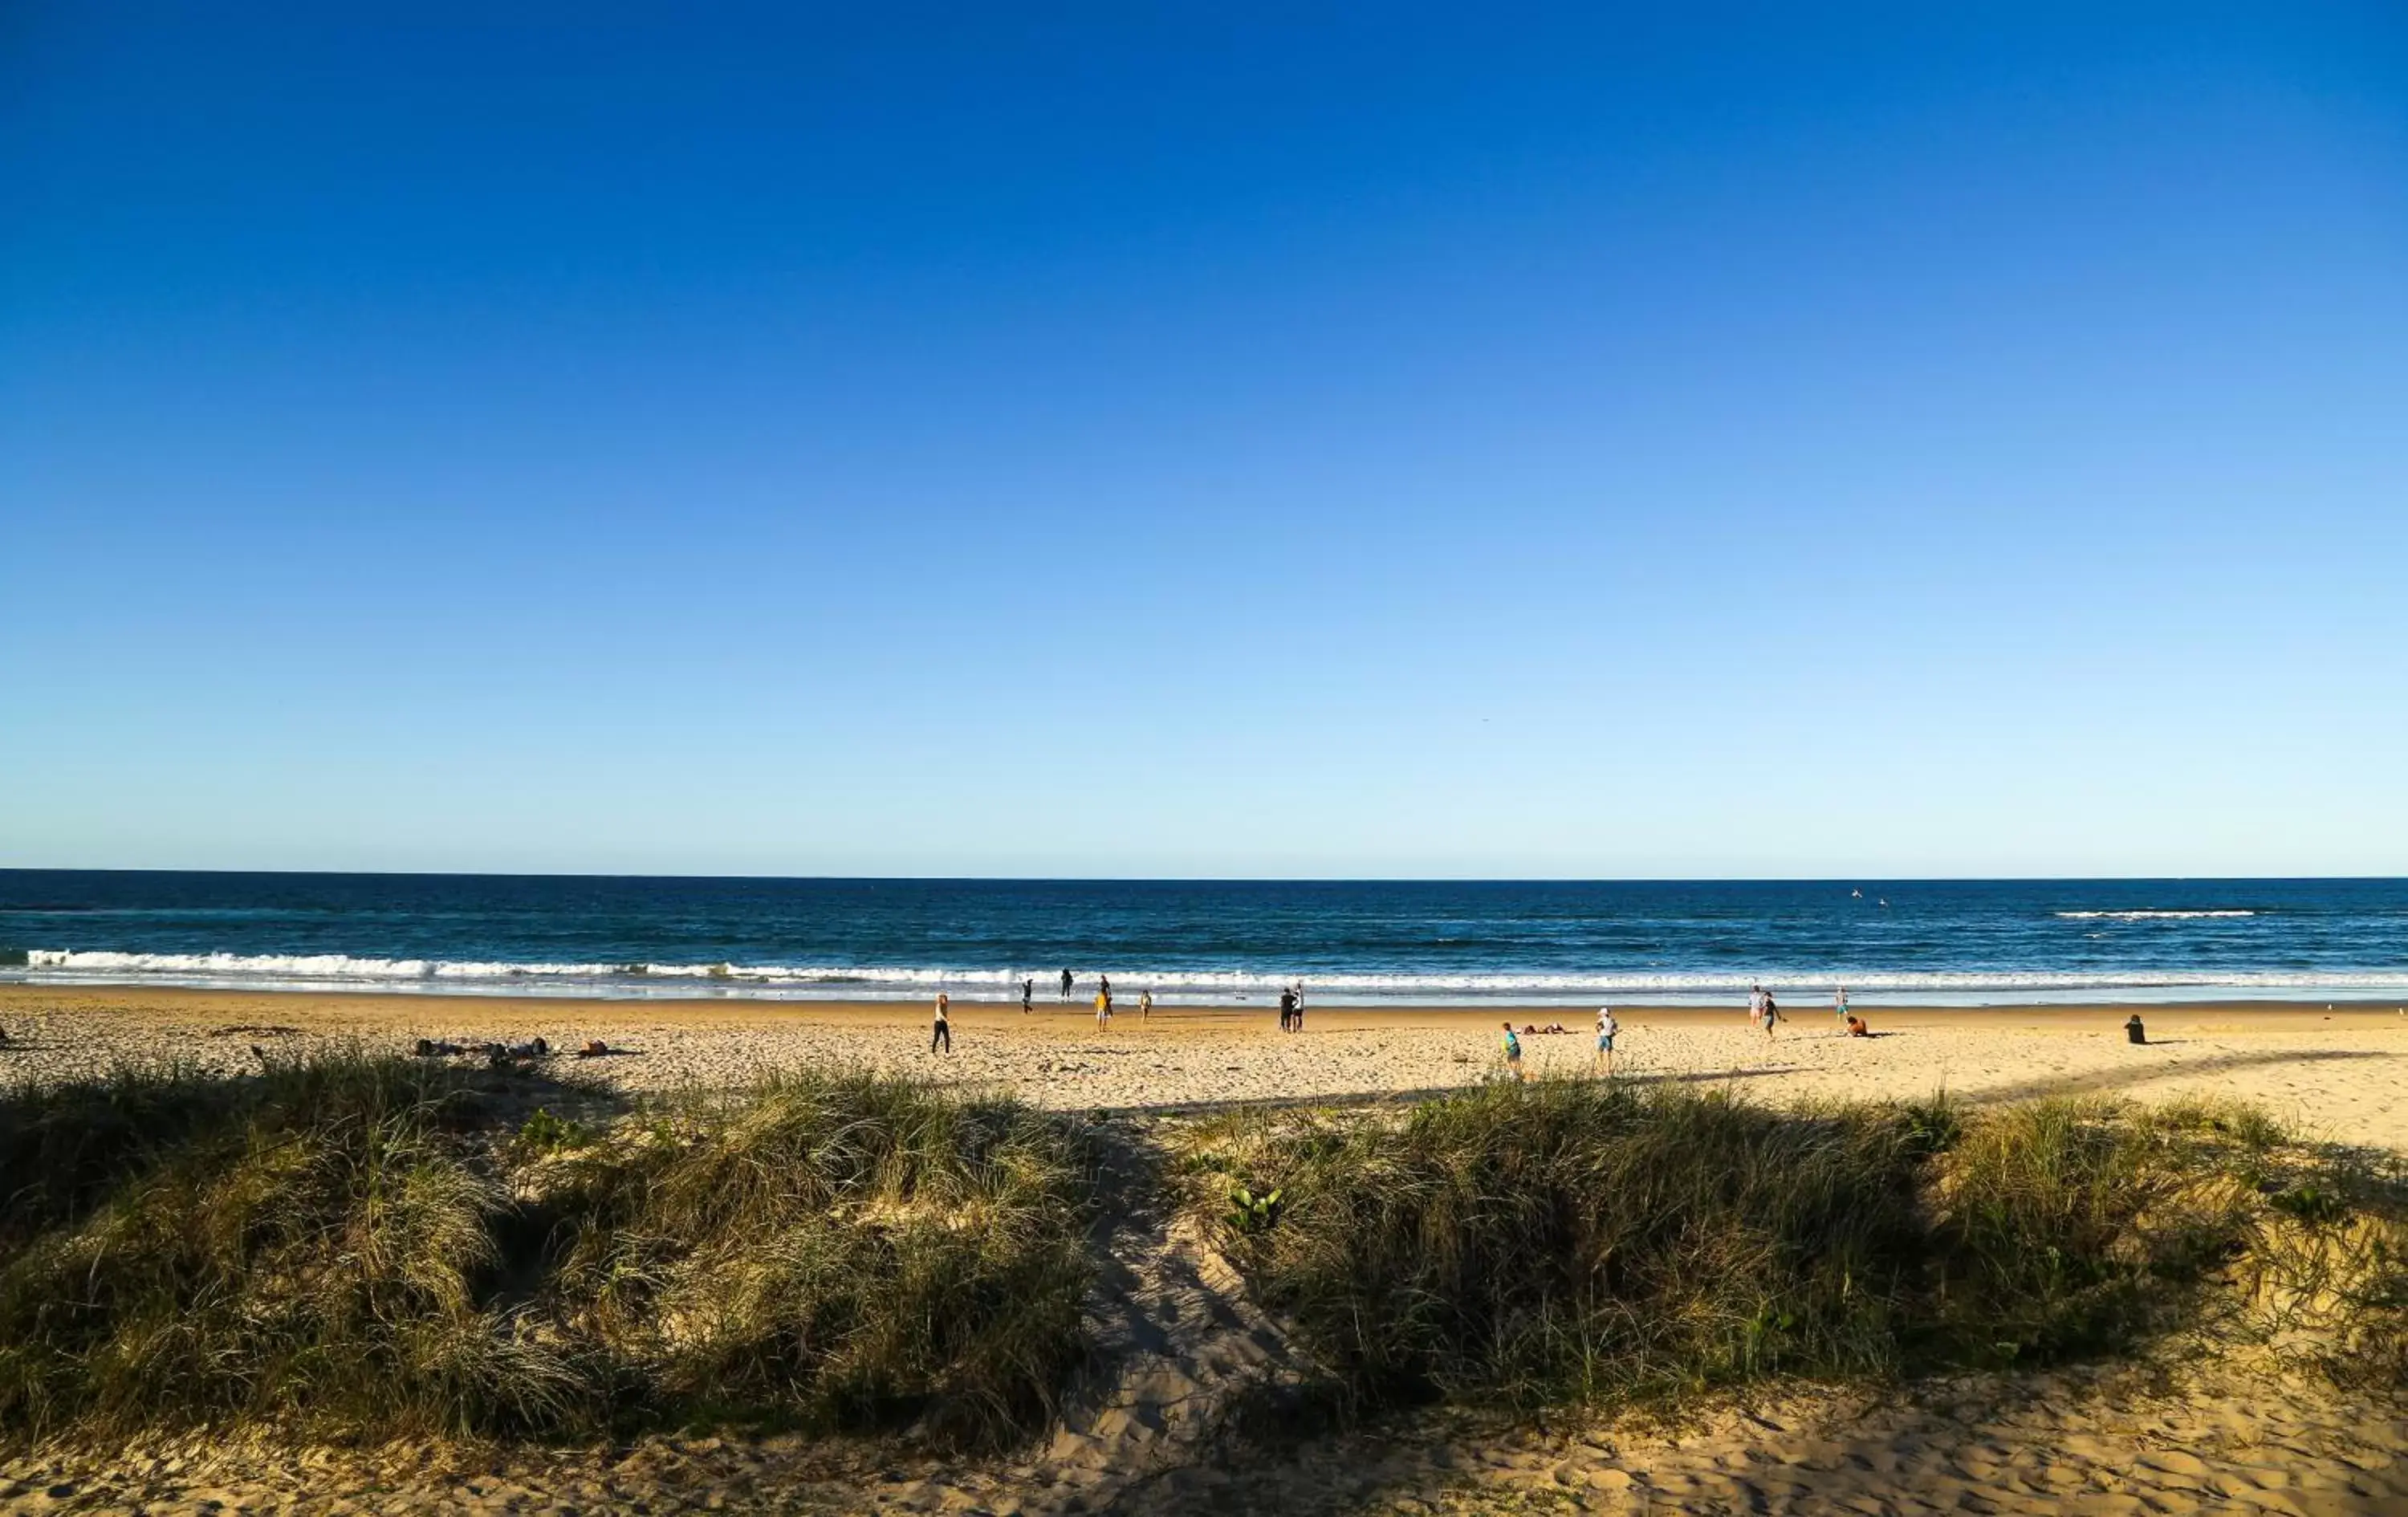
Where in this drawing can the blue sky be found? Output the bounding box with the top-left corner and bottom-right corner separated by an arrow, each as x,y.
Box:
4,3 -> 2404,877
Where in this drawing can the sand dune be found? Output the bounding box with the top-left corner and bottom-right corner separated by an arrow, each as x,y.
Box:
5,985 -> 2407,1514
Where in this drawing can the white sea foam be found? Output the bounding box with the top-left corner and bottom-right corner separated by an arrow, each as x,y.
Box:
2054,910 -> 2259,921
13,947 -> 2408,1003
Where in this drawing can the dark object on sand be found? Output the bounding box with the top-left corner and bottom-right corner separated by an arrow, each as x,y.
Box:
1846,1015 -> 1869,1037
576,1039 -> 613,1058
2125,1014 -> 2147,1045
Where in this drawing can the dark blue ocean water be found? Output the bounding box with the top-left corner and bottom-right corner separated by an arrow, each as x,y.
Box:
2,872 -> 2405,1006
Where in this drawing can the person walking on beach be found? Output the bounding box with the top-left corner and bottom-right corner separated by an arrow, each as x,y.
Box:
1747,982 -> 1767,1028
1100,974 -> 1112,1005
1595,1006 -> 1619,1076
1022,978 -> 1034,1015
1139,988 -> 1153,1020
1277,986 -> 1296,1032
1501,1022 -> 1525,1082
1760,989 -> 1781,1041
1060,967 -> 1075,1002
1833,984 -> 1849,1031
931,994 -> 952,1055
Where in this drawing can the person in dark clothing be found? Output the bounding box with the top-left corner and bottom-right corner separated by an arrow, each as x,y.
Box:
1060,968 -> 1075,1002
932,994 -> 952,1054
1278,986 -> 1296,1032
1022,978 -> 1034,1014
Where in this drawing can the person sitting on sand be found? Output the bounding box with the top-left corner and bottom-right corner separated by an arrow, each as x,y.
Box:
1845,1013 -> 1869,1038
932,993 -> 952,1055
1501,1022 -> 1524,1081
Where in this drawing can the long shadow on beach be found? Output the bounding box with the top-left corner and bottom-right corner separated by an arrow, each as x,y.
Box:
1104,1065 -> 1797,1120
1966,1045 -> 2401,1107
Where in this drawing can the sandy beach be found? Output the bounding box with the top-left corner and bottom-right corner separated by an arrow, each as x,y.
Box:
8,983 -> 2408,1515
6,983 -> 2408,1151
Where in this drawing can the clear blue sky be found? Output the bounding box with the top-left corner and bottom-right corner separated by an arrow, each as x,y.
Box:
4,3 -> 2404,878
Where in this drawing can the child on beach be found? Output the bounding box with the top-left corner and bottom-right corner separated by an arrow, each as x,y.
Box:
1595,1007 -> 1619,1076
1139,989 -> 1153,1020
931,994 -> 951,1055
1502,1022 -> 1524,1081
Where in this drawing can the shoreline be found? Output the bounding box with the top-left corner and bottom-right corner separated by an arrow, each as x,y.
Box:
6,981 -> 2408,1024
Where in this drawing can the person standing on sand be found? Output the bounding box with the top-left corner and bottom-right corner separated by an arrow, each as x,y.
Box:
1290,982 -> 1305,1032
1760,989 -> 1781,1040
1595,1006 -> 1619,1076
1748,982 -> 1766,1028
1022,978 -> 1034,1015
1501,1022 -> 1525,1082
1278,986 -> 1296,1032
1061,968 -> 1075,1002
1139,988 -> 1153,1020
1096,983 -> 1113,1029
1833,984 -> 1849,1031
931,994 -> 952,1055
1100,974 -> 1112,1005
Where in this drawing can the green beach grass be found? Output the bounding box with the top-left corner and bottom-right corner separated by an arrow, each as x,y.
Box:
1180,1077 -> 2408,1418
0,1051 -> 1091,1451
2,1053 -> 2402,1456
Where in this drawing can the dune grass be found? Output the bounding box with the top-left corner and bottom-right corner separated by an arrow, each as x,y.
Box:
0,1053 -> 1092,1452
1182,1078 -> 2408,1417
546,1070 -> 1092,1450
0,1051 -> 589,1442
6,1052 -> 2402,1452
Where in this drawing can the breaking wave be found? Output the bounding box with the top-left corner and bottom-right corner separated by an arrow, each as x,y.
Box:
2055,910 -> 2259,921
10,948 -> 2408,1003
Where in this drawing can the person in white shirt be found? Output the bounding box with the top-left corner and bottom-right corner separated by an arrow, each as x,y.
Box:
1594,1006 -> 1620,1076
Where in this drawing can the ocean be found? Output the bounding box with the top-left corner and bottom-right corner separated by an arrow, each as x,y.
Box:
3,871 -> 2405,1007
